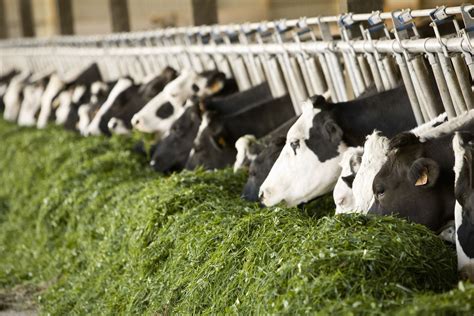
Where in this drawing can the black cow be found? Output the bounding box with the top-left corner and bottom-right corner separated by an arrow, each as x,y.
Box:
185,94 -> 296,170
368,113 -> 474,231
240,116 -> 298,201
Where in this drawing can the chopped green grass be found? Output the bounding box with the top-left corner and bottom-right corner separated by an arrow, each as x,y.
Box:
0,119 -> 472,314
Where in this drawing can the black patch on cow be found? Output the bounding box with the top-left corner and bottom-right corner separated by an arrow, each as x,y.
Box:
156,102 -> 174,119
342,174 -> 356,188
290,139 -> 300,155
389,132 -> 421,150
309,95 -> 327,108
305,112 -> 343,162
457,217 -> 474,257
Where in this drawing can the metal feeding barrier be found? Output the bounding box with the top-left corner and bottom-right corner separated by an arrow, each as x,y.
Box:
1,5 -> 474,123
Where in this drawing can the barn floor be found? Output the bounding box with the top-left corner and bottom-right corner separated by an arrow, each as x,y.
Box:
0,120 -> 473,314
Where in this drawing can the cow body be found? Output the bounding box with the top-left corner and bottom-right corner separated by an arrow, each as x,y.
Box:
453,132 -> 474,282
260,85 -> 420,207
185,94 -> 296,171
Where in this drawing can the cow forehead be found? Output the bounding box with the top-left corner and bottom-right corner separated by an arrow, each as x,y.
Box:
287,104 -> 320,140
164,71 -> 197,93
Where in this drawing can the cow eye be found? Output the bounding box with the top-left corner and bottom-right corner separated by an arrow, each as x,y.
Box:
290,140 -> 300,155
374,185 -> 385,199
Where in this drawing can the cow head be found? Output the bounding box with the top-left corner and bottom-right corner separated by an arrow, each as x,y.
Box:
233,135 -> 260,173
259,97 -> 347,206
333,146 -> 363,214
84,78 -> 134,136
185,111 -> 237,170
108,68 -> 178,135
369,132 -> 453,231
131,69 -> 227,133
150,97 -> 203,173
241,136 -> 286,202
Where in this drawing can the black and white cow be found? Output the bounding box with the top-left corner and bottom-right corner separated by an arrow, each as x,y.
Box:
76,81 -> 115,135
3,71 -> 30,122
453,131 -> 474,282
0,69 -> 20,112
334,113 -> 448,213
107,67 -> 178,135
131,69 -> 237,134
185,94 -> 296,171
149,82 -> 273,173
259,85 -> 428,207
368,111 -> 474,231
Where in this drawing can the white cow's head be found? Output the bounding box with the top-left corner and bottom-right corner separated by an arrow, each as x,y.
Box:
131,69 -> 226,133
37,74 -> 65,129
233,135 -> 259,173
351,131 -> 390,213
333,146 -> 363,214
18,85 -> 43,126
259,99 -> 347,206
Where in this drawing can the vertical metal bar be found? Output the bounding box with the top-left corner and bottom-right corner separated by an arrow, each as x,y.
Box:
56,0 -> 74,35
19,0 -> 35,37
427,53 -> 457,118
451,53 -> 474,110
438,53 -> 467,115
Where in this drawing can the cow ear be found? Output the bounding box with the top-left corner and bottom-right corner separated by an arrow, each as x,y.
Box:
408,158 -> 440,188
206,72 -> 226,94
322,119 -> 343,144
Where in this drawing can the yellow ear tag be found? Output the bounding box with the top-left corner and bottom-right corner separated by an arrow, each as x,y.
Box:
218,136 -> 226,147
209,81 -> 224,93
415,168 -> 428,186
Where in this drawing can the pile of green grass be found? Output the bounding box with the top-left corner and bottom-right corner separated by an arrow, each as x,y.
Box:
0,119 -> 473,314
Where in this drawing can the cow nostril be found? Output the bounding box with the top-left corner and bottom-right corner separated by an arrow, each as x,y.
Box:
132,116 -> 140,126
111,120 -> 118,129
259,191 -> 264,201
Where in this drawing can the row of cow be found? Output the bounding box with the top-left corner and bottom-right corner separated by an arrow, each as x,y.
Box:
0,62 -> 472,280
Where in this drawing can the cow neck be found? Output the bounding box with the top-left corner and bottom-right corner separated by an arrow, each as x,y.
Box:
330,86 -> 416,147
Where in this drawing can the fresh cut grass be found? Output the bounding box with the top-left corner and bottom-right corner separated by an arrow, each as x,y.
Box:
0,119 -> 472,314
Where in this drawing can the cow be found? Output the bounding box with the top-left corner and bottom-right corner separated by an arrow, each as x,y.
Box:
131,69 -> 237,134
84,77 -> 136,136
35,63 -> 102,129
239,116 -> 299,202
453,131 -> 474,282
185,94 -> 296,171
17,79 -> 47,126
149,82 -> 273,173
258,85 -> 430,207
0,69 -> 20,112
333,146 -> 364,214
76,81 -> 114,135
3,71 -> 30,122
334,113 -> 449,214
107,67 -> 178,135
368,110 -> 474,232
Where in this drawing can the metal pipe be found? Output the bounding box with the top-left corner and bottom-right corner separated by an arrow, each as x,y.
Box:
451,53 -> 474,110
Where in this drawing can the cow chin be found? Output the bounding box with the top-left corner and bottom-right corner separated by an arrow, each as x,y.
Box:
259,147 -> 342,207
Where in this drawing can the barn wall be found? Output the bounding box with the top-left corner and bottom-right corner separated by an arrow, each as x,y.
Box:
0,0 -> 468,38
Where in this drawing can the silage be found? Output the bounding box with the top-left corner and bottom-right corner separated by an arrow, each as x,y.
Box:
0,119 -> 471,314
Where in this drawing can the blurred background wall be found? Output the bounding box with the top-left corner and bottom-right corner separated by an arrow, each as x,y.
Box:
0,0 -> 465,38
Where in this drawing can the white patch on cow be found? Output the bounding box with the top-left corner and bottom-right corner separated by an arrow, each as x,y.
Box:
453,133 -> 474,280
72,85 -> 86,103
3,73 -> 29,122
438,220 -> 456,244
410,112 -> 447,136
91,81 -> 107,96
37,74 -> 64,128
108,117 -> 130,135
55,90 -> 73,125
78,104 -> 92,135
233,135 -> 258,173
85,78 -> 133,136
18,84 -> 44,126
132,69 -> 214,134
0,83 -> 8,97
188,112 -> 210,161
333,146 -> 364,214
259,102 -> 347,206
420,110 -> 474,140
